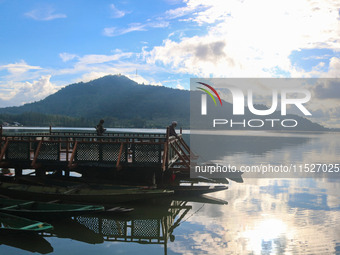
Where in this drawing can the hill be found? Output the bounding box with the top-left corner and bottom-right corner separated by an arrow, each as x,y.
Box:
0,75 -> 328,131
0,75 -> 190,128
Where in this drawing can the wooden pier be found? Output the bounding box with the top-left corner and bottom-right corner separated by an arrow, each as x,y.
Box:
0,127 -> 194,185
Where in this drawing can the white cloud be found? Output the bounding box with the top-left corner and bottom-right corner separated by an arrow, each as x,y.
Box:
103,23 -> 146,37
109,4 -> 126,18
59,53 -> 78,62
103,21 -> 169,37
146,0 -> 340,78
176,84 -> 185,90
324,57 -> 340,78
75,72 -> 116,83
126,74 -> 163,86
55,51 -> 165,87
24,75 -> 58,100
25,7 -> 66,21
165,1 -> 208,20
76,52 -> 133,67
0,75 -> 58,106
0,60 -> 41,75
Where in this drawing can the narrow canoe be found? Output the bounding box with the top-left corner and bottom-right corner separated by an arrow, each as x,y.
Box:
0,212 -> 53,234
0,182 -> 173,205
0,198 -> 104,219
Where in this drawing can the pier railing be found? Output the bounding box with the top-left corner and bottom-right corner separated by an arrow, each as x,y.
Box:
0,127 -> 192,177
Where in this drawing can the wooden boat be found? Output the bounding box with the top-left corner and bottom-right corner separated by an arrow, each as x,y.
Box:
0,212 -> 53,234
0,198 -> 105,219
16,176 -> 151,190
0,182 -> 173,205
15,176 -> 228,196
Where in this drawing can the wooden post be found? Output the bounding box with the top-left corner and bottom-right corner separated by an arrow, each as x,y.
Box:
162,142 -> 168,171
49,125 -> 52,135
64,170 -> 70,177
15,168 -> 22,177
164,127 -> 170,171
31,139 -> 43,167
68,141 -> 78,168
180,127 -> 182,134
174,140 -> 190,162
116,142 -> 124,169
0,139 -> 9,161
170,143 -> 190,169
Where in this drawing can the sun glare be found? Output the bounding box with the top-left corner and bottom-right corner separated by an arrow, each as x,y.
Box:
242,218 -> 290,254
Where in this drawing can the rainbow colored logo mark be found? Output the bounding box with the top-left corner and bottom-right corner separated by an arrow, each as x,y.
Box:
197,82 -> 223,106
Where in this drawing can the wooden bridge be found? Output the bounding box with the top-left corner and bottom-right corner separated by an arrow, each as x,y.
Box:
0,127 -> 195,185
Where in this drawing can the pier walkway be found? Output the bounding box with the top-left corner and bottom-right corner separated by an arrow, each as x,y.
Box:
0,127 -> 194,184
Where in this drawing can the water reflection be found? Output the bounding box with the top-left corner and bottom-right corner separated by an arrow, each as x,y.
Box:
192,132 -> 340,179
0,233 -> 53,254
0,178 -> 340,254
169,178 -> 340,255
0,197 -> 200,255
72,200 -> 191,249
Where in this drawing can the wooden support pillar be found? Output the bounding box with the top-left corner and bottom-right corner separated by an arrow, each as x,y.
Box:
0,140 -> 9,161
36,169 -> 46,177
15,168 -> 22,177
116,142 -> 124,169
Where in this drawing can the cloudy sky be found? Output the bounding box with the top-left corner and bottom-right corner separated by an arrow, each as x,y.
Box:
0,0 -> 339,125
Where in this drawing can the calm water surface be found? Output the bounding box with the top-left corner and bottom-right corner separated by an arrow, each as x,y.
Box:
0,129 -> 339,254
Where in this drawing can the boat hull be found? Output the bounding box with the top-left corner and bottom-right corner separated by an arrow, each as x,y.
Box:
0,182 -> 173,205
0,212 -> 53,234
0,198 -> 105,219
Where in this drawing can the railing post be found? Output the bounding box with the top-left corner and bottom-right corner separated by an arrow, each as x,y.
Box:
164,127 -> 170,171
68,141 -> 78,168
31,139 -> 43,167
49,125 -> 52,135
116,142 -> 124,169
0,139 -> 9,161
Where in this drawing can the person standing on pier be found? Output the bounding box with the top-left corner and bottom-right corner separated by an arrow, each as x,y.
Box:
96,119 -> 106,136
169,121 -> 178,138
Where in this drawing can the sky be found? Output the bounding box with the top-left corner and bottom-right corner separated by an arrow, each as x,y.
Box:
0,0 -> 339,126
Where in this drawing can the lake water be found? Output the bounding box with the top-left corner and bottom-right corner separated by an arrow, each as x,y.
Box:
0,129 -> 340,254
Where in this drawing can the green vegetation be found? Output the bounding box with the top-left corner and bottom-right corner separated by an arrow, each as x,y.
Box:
0,75 -> 190,128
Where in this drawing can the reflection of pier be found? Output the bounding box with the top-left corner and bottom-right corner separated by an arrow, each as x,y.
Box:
0,197 -> 226,254
0,128 -> 193,184
75,200 -> 191,245
37,199 -> 192,255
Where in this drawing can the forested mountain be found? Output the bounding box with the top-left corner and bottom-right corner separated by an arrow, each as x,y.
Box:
0,75 -> 190,128
0,75 -> 328,131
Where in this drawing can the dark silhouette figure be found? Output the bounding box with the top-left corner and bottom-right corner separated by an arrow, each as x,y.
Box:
169,121 -> 178,138
96,119 -> 106,136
